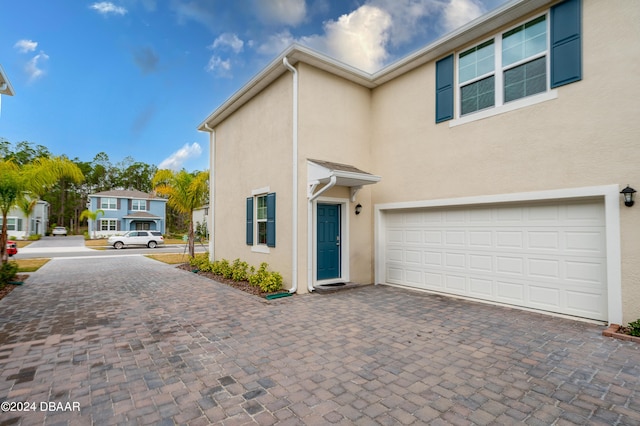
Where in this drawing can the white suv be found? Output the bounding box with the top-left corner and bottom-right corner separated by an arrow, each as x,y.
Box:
108,231 -> 164,249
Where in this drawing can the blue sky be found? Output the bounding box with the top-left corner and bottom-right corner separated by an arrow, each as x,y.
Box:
0,0 -> 509,172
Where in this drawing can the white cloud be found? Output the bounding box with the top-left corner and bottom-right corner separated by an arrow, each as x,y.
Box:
25,52 -> 49,82
255,0 -> 306,26
205,56 -> 232,76
259,5 -> 392,73
211,33 -> 244,54
90,2 -> 128,16
255,0 -> 490,73
257,30 -> 295,56
14,39 -> 38,53
442,0 -> 484,31
158,143 -> 203,171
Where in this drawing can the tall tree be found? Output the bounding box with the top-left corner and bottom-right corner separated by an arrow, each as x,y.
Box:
152,169 -> 208,257
0,157 -> 84,263
79,209 -> 105,239
16,197 -> 37,238
0,160 -> 21,263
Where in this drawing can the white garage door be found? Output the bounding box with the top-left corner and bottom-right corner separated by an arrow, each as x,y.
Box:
383,200 -> 607,321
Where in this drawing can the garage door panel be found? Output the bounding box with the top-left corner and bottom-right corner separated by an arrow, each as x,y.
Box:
528,285 -> 561,309
469,278 -> 493,297
565,230 -> 605,254
424,272 -> 443,289
469,254 -> 492,272
383,200 -> 607,321
528,258 -> 560,279
497,231 -> 524,249
445,275 -> 466,292
496,280 -> 525,303
565,260 -> 605,284
496,256 -> 524,275
528,231 -> 560,250
424,230 -> 442,245
469,231 -> 492,247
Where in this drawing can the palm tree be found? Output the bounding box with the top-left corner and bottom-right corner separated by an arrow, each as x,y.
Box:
0,157 -> 84,263
0,161 -> 21,263
79,209 -> 105,240
16,196 -> 38,239
152,169 -> 209,258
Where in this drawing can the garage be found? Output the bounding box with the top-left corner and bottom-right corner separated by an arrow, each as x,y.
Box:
382,199 -> 608,321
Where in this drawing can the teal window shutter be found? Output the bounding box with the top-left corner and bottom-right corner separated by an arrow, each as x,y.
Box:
435,54 -> 454,123
550,0 -> 581,88
266,193 -> 276,247
246,197 -> 253,245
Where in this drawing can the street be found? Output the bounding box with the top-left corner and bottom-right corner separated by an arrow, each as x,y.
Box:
13,236 -> 207,259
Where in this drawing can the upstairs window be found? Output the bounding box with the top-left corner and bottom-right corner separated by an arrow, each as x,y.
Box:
101,197 -> 117,210
458,14 -> 548,117
131,199 -> 146,211
436,0 -> 582,124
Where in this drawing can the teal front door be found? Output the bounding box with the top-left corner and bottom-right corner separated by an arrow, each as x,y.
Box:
317,203 -> 340,280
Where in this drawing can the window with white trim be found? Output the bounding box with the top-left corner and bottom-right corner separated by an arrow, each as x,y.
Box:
100,219 -> 118,231
256,194 -> 268,245
246,191 -> 276,249
131,199 -> 146,211
100,197 -> 117,210
458,14 -> 548,116
0,217 -> 22,232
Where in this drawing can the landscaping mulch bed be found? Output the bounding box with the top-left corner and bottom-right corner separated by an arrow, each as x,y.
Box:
0,274 -> 29,302
176,263 -> 289,298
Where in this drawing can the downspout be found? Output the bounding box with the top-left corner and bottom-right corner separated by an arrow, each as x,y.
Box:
203,123 -> 215,261
283,57 -> 298,294
307,175 -> 337,292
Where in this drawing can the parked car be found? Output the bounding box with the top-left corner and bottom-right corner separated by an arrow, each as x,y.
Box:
52,226 -> 68,236
6,240 -> 17,257
108,231 -> 164,249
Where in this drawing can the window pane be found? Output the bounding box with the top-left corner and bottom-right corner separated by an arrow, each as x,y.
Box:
459,40 -> 494,83
502,15 -> 546,67
504,57 -> 546,103
258,222 -> 267,245
256,196 -> 267,220
460,75 -> 495,115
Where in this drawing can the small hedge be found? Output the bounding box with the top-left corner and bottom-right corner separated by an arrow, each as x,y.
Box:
628,319 -> 640,337
0,262 -> 19,287
189,254 -> 283,293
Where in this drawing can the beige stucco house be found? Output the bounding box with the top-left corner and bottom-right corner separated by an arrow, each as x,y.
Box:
198,0 -> 640,325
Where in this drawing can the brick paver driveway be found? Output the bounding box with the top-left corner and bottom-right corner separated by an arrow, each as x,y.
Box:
1,256 -> 639,425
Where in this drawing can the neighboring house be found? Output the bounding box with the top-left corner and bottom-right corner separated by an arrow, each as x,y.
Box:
192,205 -> 210,239
86,190 -> 167,238
198,0 -> 640,325
2,200 -> 49,239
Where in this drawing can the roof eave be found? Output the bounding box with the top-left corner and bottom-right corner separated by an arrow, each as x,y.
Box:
0,64 -> 15,96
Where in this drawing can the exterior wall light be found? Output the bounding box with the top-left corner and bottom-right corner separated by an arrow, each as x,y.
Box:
621,185 -> 636,207
355,204 -> 362,215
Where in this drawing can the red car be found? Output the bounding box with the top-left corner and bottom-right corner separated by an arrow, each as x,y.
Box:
6,240 -> 18,257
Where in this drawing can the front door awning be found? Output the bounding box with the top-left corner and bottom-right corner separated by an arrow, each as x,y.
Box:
307,159 -> 381,201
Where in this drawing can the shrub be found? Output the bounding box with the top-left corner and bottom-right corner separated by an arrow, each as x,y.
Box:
0,261 -> 19,286
628,319 -> 640,337
248,262 -> 283,293
212,259 -> 233,279
27,234 -> 41,241
189,253 -> 211,271
231,258 -> 250,282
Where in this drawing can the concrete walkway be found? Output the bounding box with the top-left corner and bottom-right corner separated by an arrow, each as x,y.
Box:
0,256 -> 639,425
